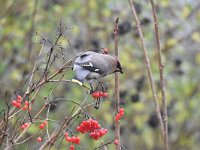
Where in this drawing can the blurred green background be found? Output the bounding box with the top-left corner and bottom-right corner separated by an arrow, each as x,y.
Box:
0,0 -> 200,149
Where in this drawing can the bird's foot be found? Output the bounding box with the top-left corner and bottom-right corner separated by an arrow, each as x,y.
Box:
96,82 -> 107,92
94,98 -> 100,109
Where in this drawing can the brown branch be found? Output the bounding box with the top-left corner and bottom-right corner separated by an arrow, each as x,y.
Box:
149,1 -> 169,150
0,105 -> 10,145
128,0 -> 165,143
114,17 -> 120,150
24,57 -> 74,97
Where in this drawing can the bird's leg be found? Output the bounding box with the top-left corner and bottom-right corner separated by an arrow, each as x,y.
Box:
94,98 -> 100,109
89,83 -> 94,94
98,81 -> 107,92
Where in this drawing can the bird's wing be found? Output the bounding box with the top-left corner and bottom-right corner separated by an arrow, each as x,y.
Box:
74,61 -> 104,74
74,52 -> 106,74
76,51 -> 96,58
73,65 -> 90,82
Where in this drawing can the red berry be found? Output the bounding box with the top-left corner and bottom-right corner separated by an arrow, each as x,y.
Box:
71,136 -> 76,143
22,106 -> 27,110
64,132 -> 68,137
119,108 -> 124,116
65,136 -> 72,142
70,145 -> 75,150
37,137 -> 43,142
25,101 -> 29,106
15,102 -> 21,108
39,123 -> 45,129
17,95 -> 22,100
103,92 -> 108,98
20,125 -> 26,130
99,130 -> 104,137
115,114 -> 121,121
12,100 -> 18,107
90,132 -> 95,137
17,96 -> 22,103
24,123 -> 29,128
43,121 -> 48,126
94,134 -> 99,140
99,91 -> 104,97
92,120 -> 100,129
120,111 -> 124,116
104,129 -> 108,134
114,139 -> 119,145
74,137 -> 80,144
91,92 -> 100,99
119,108 -> 124,113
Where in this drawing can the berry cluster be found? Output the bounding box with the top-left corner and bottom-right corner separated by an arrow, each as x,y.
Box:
11,95 -> 31,110
114,108 -> 124,122
11,95 -> 22,108
20,123 -> 30,130
76,119 -> 100,133
91,91 -> 108,99
22,100 -> 31,111
64,132 -> 80,145
39,121 -> 48,129
89,128 -> 108,140
76,119 -> 108,140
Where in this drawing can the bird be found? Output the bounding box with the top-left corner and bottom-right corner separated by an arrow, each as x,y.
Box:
72,50 -> 123,90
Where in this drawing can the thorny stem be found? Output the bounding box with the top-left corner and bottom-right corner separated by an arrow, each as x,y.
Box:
128,0 -> 165,144
114,17 -> 120,150
149,0 -> 169,150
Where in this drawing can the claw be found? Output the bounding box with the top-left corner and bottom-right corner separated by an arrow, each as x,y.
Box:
94,98 -> 100,109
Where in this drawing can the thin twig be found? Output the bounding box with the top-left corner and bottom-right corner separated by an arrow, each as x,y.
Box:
149,0 -> 169,150
0,105 -> 10,145
128,0 -> 164,141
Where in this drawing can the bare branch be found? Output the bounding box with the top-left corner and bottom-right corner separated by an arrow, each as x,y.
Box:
149,0 -> 169,149
128,0 -> 164,142
113,17 -> 121,150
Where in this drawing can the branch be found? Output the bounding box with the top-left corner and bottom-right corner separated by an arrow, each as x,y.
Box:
149,1 -> 169,149
128,0 -> 165,142
113,17 -> 120,150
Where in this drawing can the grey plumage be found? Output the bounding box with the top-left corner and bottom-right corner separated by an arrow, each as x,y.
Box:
72,51 -> 123,84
